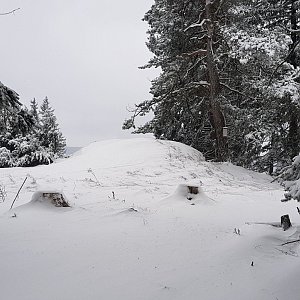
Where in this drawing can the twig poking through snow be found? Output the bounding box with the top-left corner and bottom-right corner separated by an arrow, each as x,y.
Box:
128,207 -> 138,212
0,185 -> 7,202
245,222 -> 281,227
0,8 -> 20,15
87,168 -> 101,186
234,228 -> 241,235
10,177 -> 28,210
281,239 -> 300,246
275,248 -> 298,257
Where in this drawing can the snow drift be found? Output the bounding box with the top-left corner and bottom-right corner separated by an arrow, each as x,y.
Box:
0,137 -> 299,300
161,183 -> 215,206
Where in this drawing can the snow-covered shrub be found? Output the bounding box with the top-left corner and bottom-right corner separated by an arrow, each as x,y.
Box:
0,184 -> 6,202
0,134 -> 54,168
0,147 -> 14,168
278,155 -> 300,201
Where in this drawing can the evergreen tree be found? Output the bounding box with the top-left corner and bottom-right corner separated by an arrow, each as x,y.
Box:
0,83 -> 66,167
124,0 -> 300,173
123,0 -> 231,161
123,1 -> 262,163
29,98 -> 39,124
38,97 -> 66,158
227,0 -> 300,172
0,81 -> 21,110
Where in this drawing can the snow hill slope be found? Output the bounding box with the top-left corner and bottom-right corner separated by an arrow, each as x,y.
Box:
0,137 -> 300,300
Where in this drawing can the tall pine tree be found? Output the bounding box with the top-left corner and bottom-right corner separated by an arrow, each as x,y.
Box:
124,0 -> 231,161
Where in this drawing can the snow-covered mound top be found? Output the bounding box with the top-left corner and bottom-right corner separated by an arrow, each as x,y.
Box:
62,137 -> 205,169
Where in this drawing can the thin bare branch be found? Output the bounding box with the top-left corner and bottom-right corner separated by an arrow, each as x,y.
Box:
220,82 -> 257,101
0,8 -> 20,16
281,239 -> 300,246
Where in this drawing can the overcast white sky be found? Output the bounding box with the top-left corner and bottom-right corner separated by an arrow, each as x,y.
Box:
0,0 -> 158,146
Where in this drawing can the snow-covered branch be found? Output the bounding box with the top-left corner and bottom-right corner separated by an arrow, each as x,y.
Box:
184,19 -> 208,32
181,49 -> 207,57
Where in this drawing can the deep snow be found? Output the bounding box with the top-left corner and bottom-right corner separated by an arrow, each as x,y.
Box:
0,137 -> 299,300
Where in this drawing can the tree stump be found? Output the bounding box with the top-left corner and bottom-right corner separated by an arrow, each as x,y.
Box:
281,214 -> 292,231
187,186 -> 199,195
42,193 -> 70,207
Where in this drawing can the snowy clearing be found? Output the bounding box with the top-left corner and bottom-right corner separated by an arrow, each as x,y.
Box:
0,137 -> 299,300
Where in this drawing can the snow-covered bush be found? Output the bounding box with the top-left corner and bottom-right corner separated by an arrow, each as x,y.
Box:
278,155 -> 300,201
0,147 -> 14,168
0,132 -> 56,168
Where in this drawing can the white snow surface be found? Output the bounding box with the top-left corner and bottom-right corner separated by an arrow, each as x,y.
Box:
0,137 -> 300,300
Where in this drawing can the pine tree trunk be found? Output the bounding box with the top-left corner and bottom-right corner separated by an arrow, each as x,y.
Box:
205,0 -> 227,161
289,0 -> 298,68
288,1 -> 300,159
288,110 -> 299,158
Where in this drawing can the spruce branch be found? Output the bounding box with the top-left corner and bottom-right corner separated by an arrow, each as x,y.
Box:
268,39 -> 300,84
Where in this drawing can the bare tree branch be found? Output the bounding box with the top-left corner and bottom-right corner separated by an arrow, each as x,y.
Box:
220,82 -> 258,101
0,8 -> 20,16
281,239 -> 300,246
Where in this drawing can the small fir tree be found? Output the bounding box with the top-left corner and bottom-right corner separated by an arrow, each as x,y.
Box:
38,97 -> 66,158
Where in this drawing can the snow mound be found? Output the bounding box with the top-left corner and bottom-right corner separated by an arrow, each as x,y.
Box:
59,137 -> 204,170
162,183 -> 215,206
1,137 -> 296,300
6,190 -> 70,217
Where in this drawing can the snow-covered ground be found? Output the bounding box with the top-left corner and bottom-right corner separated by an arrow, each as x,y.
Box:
0,137 -> 299,300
